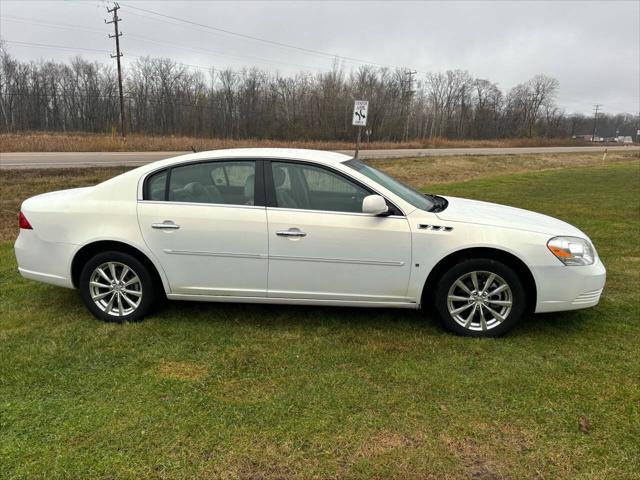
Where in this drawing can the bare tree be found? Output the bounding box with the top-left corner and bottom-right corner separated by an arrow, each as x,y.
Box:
507,74 -> 559,137
2,47 -> 637,141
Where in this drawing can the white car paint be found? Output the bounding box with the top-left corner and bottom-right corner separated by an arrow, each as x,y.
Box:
138,201 -> 269,297
265,208 -> 412,304
436,196 -> 585,236
15,148 -> 606,315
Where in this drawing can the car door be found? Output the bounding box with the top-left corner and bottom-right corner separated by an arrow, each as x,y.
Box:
137,159 -> 268,297
265,160 -> 413,303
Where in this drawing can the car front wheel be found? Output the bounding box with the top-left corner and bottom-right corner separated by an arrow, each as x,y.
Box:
434,258 -> 526,337
79,251 -> 157,323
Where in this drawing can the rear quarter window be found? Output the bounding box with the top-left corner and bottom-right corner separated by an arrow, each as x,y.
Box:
145,170 -> 167,200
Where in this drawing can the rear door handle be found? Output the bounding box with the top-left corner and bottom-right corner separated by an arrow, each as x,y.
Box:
152,221 -> 180,230
276,228 -> 307,238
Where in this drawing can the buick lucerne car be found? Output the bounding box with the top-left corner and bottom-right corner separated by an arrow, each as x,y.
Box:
15,149 -> 606,337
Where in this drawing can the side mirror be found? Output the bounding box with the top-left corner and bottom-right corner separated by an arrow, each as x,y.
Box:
362,194 -> 389,216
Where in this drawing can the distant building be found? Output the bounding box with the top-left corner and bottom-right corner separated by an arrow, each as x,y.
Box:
616,136 -> 633,144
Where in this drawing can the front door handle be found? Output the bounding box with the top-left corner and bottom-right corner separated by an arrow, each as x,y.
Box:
152,221 -> 180,230
276,228 -> 307,238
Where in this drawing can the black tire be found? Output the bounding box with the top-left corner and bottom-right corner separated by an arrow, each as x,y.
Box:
433,258 -> 526,337
79,251 -> 158,323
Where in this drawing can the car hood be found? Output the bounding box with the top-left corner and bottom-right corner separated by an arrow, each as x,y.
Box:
436,196 -> 585,236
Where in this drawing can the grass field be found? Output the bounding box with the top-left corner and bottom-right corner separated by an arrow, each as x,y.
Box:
0,131 -> 592,153
1,157 -> 639,479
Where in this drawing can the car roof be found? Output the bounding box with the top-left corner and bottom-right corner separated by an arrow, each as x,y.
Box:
140,148 -> 353,172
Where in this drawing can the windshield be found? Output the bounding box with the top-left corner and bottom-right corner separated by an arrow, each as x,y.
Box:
344,159 -> 435,212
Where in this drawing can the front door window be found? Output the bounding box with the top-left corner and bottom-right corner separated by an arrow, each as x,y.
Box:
271,161 -> 370,213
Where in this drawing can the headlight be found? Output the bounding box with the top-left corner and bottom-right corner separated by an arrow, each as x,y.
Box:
547,236 -> 596,266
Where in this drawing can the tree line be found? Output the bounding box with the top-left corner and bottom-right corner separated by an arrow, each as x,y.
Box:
1,49 -> 637,141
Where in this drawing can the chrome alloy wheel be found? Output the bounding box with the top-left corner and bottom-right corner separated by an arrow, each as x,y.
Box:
89,261 -> 142,317
446,271 -> 513,332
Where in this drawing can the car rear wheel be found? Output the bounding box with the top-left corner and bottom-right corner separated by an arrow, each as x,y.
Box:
79,251 -> 157,323
434,258 -> 526,337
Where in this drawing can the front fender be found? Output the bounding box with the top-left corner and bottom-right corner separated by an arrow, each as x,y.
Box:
407,219 -> 550,303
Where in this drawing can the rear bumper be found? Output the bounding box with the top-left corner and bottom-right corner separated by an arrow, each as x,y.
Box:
534,258 -> 606,313
14,230 -> 76,289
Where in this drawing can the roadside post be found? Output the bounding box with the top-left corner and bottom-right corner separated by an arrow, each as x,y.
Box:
352,100 -> 369,158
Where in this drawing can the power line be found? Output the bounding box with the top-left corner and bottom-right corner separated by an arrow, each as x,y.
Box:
0,15 -> 322,71
123,33 -> 321,71
2,39 -> 215,73
117,2 -> 425,73
25,2 -> 428,73
67,1 -> 383,71
0,15 -> 104,35
119,3 -> 377,64
3,39 -> 111,54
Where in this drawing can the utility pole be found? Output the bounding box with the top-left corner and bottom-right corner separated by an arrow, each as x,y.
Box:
402,69 -> 416,142
458,84 -> 466,138
591,104 -> 602,142
106,3 -> 126,138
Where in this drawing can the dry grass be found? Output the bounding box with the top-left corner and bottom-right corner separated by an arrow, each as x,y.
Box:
157,360 -> 208,382
2,152 -> 638,243
0,131 -> 592,153
371,150 -> 640,186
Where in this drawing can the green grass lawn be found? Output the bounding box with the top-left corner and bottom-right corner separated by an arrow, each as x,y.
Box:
1,161 -> 639,479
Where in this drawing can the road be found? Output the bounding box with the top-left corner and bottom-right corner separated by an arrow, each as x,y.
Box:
1,146 -> 637,169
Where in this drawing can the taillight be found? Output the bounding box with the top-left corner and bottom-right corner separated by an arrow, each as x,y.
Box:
19,211 -> 33,230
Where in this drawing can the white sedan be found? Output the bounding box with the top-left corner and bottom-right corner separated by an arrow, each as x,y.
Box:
15,149 -> 606,337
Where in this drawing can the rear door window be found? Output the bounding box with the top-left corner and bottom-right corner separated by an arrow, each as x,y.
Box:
145,161 -> 257,206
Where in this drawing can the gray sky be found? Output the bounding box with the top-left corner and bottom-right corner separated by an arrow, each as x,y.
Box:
1,0 -> 638,114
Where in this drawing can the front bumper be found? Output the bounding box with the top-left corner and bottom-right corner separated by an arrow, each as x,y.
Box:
533,257 -> 606,313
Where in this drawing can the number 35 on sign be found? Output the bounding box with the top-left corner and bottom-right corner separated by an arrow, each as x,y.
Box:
352,100 -> 368,126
